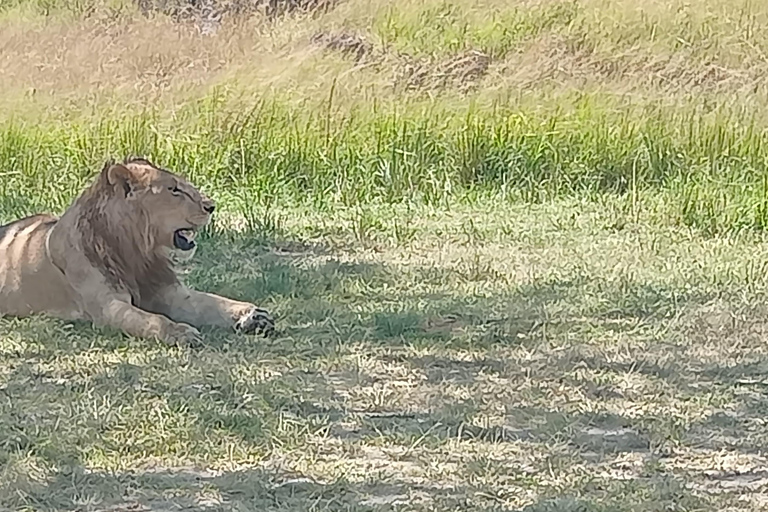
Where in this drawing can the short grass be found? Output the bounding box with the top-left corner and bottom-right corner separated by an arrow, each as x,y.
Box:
4,0 -> 768,510
6,200 -> 768,510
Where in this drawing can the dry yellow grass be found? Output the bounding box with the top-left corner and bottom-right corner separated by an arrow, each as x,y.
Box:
2,0 -> 768,123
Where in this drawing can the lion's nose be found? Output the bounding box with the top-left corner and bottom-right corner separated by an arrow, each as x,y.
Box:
203,201 -> 215,214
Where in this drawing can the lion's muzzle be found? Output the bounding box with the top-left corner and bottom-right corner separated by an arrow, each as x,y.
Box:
173,228 -> 197,251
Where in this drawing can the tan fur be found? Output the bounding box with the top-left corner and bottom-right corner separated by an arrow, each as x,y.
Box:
0,158 -> 274,346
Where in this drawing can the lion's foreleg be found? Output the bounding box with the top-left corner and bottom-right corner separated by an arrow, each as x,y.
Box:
148,285 -> 275,336
93,298 -> 203,346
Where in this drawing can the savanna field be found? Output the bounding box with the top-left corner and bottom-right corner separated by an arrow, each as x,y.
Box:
4,0 -> 768,510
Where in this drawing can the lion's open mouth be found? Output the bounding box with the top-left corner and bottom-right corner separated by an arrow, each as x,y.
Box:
173,228 -> 197,251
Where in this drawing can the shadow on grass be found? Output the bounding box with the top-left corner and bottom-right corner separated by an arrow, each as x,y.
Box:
1,462 -> 713,512
0,230 -> 760,510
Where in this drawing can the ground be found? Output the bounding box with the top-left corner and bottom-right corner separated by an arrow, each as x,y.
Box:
4,199 -> 768,510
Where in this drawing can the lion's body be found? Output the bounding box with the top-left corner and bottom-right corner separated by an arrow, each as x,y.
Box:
0,158 -> 274,345
0,214 -> 82,320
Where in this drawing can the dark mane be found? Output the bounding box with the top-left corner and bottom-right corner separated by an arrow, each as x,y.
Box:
75,161 -> 177,305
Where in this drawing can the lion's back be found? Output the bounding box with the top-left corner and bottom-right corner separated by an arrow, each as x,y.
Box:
0,213 -> 57,238
0,213 -> 82,319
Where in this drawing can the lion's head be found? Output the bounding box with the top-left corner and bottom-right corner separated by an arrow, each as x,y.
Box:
75,157 -> 215,302
103,157 -> 215,255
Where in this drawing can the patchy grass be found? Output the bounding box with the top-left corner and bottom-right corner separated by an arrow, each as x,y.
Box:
4,199 -> 768,510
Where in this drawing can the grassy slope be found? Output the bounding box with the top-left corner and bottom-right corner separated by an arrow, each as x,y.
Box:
3,0 -> 768,510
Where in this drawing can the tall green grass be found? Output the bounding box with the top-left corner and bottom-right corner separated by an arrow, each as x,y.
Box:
1,0 -> 768,237
2,93 -> 768,235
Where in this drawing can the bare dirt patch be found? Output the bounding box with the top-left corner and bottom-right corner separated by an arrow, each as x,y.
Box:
393,50 -> 491,92
310,30 -> 371,62
308,30 -> 492,92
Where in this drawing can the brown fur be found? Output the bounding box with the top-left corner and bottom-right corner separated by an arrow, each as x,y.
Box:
76,160 -> 177,305
0,157 -> 275,346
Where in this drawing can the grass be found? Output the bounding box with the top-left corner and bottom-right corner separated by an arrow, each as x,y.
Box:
5,98 -> 768,235
4,0 -> 768,509
6,200 -> 768,510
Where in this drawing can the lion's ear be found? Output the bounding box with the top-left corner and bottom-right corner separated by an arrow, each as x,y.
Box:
106,163 -> 138,198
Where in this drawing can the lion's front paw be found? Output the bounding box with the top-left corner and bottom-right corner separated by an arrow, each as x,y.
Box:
162,322 -> 203,347
235,306 -> 275,337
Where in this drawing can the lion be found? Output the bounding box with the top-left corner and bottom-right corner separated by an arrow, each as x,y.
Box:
0,157 -> 274,346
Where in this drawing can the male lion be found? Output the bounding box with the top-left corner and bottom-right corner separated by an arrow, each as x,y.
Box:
0,157 -> 275,346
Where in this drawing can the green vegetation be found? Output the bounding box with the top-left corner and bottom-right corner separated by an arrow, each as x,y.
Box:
3,0 -> 768,510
